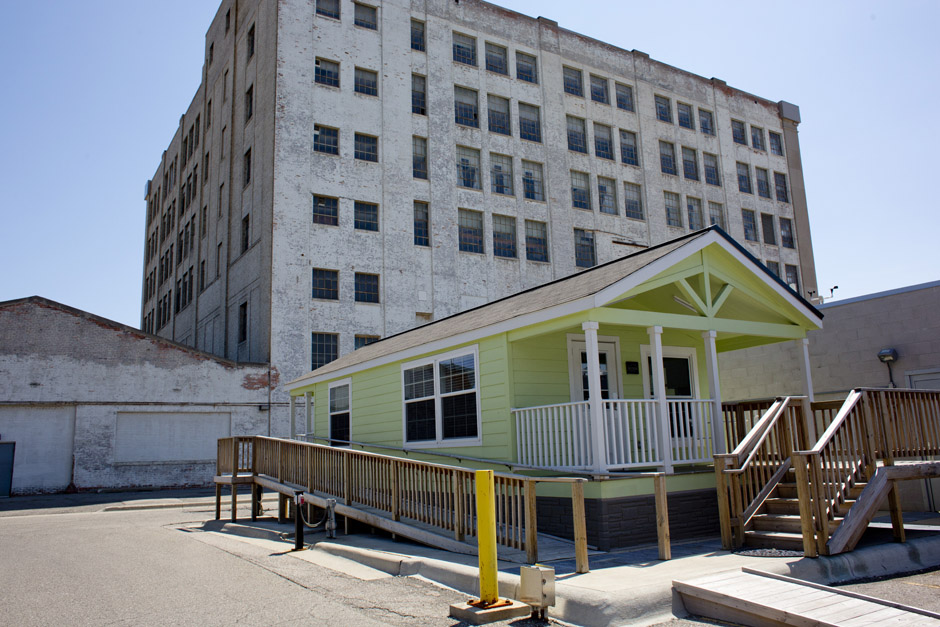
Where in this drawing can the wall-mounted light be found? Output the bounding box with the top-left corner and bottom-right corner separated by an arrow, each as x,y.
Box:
878,348 -> 898,388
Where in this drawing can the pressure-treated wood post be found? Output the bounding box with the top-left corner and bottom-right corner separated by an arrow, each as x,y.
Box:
391,460 -> 401,522
524,479 -> 538,564
714,456 -> 733,550
654,473 -> 671,560
728,472 -> 744,548
452,471 -> 464,542
215,484 -> 221,520
792,453 -> 818,557
571,480 -> 589,574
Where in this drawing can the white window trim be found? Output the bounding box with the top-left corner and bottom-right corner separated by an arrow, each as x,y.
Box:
566,334 -> 623,401
639,345 -> 700,399
328,378 -> 352,447
401,345 -> 482,449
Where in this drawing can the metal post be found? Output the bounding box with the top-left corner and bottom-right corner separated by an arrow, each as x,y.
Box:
293,491 -> 304,551
475,470 -> 499,605
582,321 -> 607,474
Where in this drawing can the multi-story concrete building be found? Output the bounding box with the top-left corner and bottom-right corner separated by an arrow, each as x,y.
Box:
141,0 -> 817,423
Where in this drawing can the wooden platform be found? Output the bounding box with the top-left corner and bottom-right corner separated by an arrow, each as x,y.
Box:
674,567 -> 940,626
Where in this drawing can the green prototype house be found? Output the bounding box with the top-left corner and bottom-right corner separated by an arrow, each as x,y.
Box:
285,227 -> 823,549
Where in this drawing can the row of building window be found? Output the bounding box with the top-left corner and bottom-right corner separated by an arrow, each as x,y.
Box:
312,269 -> 380,303
731,120 -> 785,155
741,209 -> 796,249
313,125 -> 379,161
312,332 -> 379,370
315,0 -> 377,29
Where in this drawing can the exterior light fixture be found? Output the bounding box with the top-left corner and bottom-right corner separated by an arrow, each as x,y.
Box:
878,348 -> 898,388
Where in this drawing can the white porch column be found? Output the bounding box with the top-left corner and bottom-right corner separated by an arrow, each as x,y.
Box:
703,330 -> 726,454
290,395 -> 297,439
305,392 -> 314,439
648,325 -> 673,473
797,337 -> 816,444
582,321 -> 608,474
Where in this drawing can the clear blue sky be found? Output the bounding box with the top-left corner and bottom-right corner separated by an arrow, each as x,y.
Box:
1,1 -> 937,327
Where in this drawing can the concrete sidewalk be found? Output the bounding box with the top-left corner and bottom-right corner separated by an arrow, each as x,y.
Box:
4,489 -> 940,626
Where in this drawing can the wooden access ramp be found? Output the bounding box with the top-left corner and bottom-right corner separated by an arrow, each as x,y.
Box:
674,567 -> 940,626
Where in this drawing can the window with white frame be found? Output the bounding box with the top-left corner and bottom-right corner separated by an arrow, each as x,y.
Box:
328,380 -> 350,446
402,348 -> 480,445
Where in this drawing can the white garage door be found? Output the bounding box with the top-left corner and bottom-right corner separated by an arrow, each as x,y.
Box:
0,406 -> 74,493
114,412 -> 231,463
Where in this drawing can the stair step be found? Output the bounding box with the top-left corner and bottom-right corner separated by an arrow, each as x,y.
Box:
743,530 -> 804,551
764,498 -> 801,515
751,514 -> 803,533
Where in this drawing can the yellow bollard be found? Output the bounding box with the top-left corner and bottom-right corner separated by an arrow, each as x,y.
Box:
475,469 -> 499,606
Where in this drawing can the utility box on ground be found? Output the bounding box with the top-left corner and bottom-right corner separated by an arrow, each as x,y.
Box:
519,565 -> 555,612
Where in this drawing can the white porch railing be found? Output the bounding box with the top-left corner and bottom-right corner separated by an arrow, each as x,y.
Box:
514,398 -> 716,471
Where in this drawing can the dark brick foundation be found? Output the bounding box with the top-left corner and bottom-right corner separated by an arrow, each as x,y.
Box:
536,488 -> 720,551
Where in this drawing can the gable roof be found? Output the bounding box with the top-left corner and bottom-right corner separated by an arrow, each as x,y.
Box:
286,227 -> 822,390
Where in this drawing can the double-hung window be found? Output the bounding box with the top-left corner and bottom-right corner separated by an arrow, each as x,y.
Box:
769,132 -> 784,156
519,103 -> 541,142
699,109 -> 715,135
315,58 -> 340,86
615,83 -> 634,111
590,75 -> 609,104
411,19 -> 426,51
458,209 -> 484,253
563,67 -> 583,96
687,197 -> 704,230
620,130 -> 639,166
682,147 -> 699,180
655,95 -> 672,123
598,177 -> 617,215
403,348 -> 480,446
624,182 -> 644,220
454,86 -> 479,127
487,95 -> 510,135
566,116 -> 587,153
780,217 -> 795,248
521,161 -> 544,201
412,74 -> 427,115
751,126 -> 765,151
516,52 -> 538,83
574,229 -> 596,268
328,380 -> 350,447
492,214 -> 516,258
413,136 -> 428,179
456,146 -> 481,189
774,172 -> 790,202
677,103 -> 694,129
453,32 -> 477,66
664,191 -> 682,227
353,3 -> 377,29
737,162 -> 752,194
525,220 -> 548,262
354,68 -> 378,96
485,43 -> 508,74
570,171 -> 591,210
756,167 -> 771,198
741,209 -> 758,241
413,201 -> 430,246
659,141 -> 677,175
490,153 -> 513,195
594,123 -> 613,160
732,120 -> 747,145
703,153 -> 720,186
708,202 -> 725,229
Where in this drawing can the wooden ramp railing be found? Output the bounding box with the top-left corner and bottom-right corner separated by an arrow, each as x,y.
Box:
714,397 -> 810,548
792,388 -> 940,556
215,435 -> 589,570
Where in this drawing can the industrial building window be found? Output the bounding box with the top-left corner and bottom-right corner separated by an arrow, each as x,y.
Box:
316,0 -> 340,19
247,25 -> 255,60
699,109 -> 715,136
311,333 -> 338,370
238,302 -> 248,343
598,176 -> 617,215
413,136 -> 428,179
682,147 -> 699,181
756,168 -> 771,198
313,195 -> 339,226
245,85 -> 253,123
659,141 -> 677,176
741,209 -> 758,241
516,52 -> 538,83
242,149 -> 251,186
525,220 -> 548,262
708,202 -> 725,229
521,161 -> 544,201
704,153 -> 720,186
737,162 -> 752,194
402,348 -> 480,445
355,273 -> 380,303
687,197 -> 704,230
594,123 -> 613,160
456,146 -> 481,189
485,43 -> 508,74
355,335 -> 379,350
487,95 -> 510,135
655,95 -> 672,123
677,103 -> 694,130
492,215 -> 517,258
411,19 -> 426,51
519,103 -> 541,142
732,120 -> 747,145
785,265 -> 800,293
453,32 -> 477,66
620,130 -> 639,166
354,3 -> 377,29
570,171 -> 591,210
574,229 -> 596,268
240,214 -> 250,252
490,153 -> 513,195
566,116 -> 587,153
412,74 -> 427,115
774,172 -> 790,203
615,83 -> 634,112
328,381 -> 350,447
780,217 -> 795,248
314,125 -> 339,154
312,268 -> 339,300
624,183 -> 644,220
590,75 -> 609,104
767,261 -> 780,277
354,68 -> 378,96
664,191 -> 682,227
354,201 -> 379,231
562,66 -> 583,96
414,201 -> 430,246
458,209 -> 484,253
454,86 -> 479,127
769,132 -> 784,156
761,213 -> 777,245
751,126 -> 766,151
354,133 -> 378,162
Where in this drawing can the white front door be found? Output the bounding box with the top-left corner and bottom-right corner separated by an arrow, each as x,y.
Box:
567,337 -> 622,401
